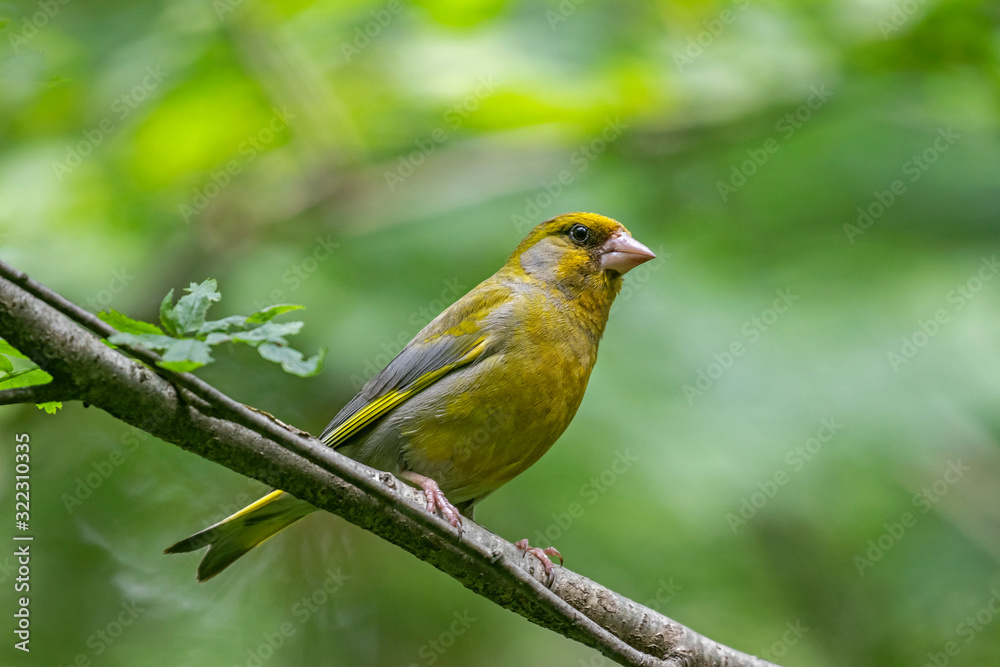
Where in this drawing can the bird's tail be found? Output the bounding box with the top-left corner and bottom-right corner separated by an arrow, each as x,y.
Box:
164,490 -> 316,582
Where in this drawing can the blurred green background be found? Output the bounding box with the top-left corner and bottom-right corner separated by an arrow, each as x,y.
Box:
2,0 -> 1000,665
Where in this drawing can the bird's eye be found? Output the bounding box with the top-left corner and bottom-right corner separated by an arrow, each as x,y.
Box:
568,224 -> 590,245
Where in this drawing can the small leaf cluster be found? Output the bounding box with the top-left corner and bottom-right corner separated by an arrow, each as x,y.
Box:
102,279 -> 325,376
0,340 -> 60,414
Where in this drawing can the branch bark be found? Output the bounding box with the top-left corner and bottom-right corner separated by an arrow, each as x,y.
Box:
0,379 -> 77,405
0,259 -> 781,667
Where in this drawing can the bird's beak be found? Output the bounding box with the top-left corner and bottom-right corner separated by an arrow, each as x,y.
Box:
598,232 -> 656,274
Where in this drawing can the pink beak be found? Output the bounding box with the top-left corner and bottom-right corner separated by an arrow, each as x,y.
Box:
599,232 -> 656,274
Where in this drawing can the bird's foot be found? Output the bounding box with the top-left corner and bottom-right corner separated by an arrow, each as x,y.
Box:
514,539 -> 563,585
400,471 -> 463,529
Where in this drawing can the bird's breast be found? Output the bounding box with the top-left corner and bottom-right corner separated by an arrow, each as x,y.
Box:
397,289 -> 602,502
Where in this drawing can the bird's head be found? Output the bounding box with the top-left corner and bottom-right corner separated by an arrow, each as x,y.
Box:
507,213 -> 655,301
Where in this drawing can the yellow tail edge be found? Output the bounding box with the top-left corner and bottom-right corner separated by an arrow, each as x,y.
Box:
165,490 -> 316,582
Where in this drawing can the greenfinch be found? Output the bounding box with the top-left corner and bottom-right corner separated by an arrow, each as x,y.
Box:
166,212 -> 655,581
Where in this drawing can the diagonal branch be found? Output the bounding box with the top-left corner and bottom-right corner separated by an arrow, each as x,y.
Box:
0,379 -> 78,406
0,260 -> 781,667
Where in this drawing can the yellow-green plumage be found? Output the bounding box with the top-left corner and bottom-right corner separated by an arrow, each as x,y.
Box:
165,212 -> 654,581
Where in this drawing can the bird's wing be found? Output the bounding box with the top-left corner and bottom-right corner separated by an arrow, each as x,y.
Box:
319,281 -> 511,448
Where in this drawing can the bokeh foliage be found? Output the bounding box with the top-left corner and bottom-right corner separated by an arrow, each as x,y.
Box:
2,0 -> 1000,665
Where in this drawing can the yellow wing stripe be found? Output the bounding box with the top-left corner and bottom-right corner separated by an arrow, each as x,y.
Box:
322,338 -> 487,448
221,489 -> 285,521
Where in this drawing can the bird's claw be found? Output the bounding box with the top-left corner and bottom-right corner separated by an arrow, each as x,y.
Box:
398,471 -> 463,529
515,539 -> 563,585
542,545 -> 563,566
417,477 -> 463,529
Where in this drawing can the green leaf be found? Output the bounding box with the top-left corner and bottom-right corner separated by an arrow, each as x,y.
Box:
36,401 -> 62,414
0,355 -> 12,375
0,368 -> 53,389
203,332 -> 232,346
157,338 -> 214,373
171,279 -> 221,334
107,332 -> 180,351
101,281 -> 316,378
160,289 -> 179,336
197,315 -> 249,335
99,309 -> 164,335
247,304 -> 304,324
157,359 -> 207,373
0,339 -> 28,359
258,343 -> 325,377
232,321 -> 304,346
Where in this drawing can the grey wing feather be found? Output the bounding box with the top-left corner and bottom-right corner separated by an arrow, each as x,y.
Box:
319,281 -> 511,444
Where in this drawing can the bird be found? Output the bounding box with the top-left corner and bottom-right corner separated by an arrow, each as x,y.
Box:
165,212 -> 655,582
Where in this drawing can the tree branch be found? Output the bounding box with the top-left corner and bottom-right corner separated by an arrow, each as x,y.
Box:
0,260 -> 781,667
0,378 -> 77,405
